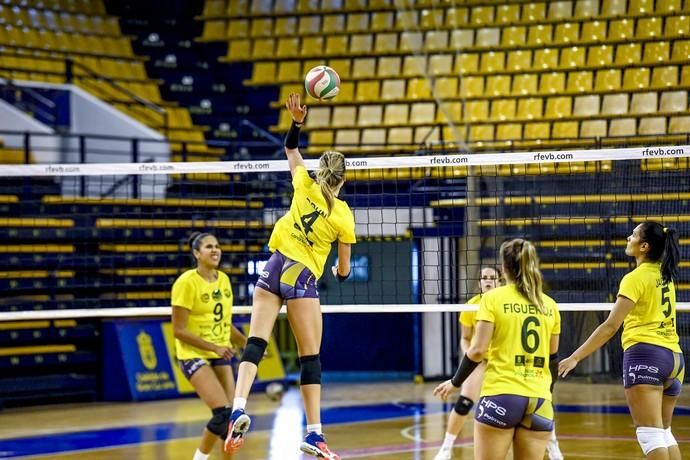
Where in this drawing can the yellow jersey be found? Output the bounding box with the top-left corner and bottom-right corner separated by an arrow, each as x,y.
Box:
618,262 -> 681,352
171,269 -> 234,360
476,284 -> 561,400
460,293 -> 482,329
268,165 -> 356,279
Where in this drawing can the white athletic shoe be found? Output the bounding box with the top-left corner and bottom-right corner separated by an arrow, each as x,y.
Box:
546,438 -> 564,460
433,447 -> 452,460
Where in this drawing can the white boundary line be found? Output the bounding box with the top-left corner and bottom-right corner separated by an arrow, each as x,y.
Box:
0,145 -> 687,176
1,303 -> 689,321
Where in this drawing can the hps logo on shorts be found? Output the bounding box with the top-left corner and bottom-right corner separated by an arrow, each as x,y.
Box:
629,364 -> 659,374
480,398 -> 507,416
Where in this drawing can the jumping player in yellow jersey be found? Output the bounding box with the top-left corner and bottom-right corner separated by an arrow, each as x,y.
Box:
224,93 -> 356,460
560,223 -> 683,460
432,267 -> 499,460
171,232 -> 248,460
436,239 -> 561,460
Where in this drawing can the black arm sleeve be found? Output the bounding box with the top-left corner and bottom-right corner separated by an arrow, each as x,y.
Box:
451,354 -> 481,387
549,353 -> 559,393
284,120 -> 303,149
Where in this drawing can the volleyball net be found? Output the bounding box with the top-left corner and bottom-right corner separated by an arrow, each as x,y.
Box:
0,143 -> 688,379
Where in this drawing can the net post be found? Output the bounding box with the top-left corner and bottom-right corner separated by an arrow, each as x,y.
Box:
79,135 -> 86,196
130,138 -> 139,198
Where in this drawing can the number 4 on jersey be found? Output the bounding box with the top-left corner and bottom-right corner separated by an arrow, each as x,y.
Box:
294,210 -> 320,246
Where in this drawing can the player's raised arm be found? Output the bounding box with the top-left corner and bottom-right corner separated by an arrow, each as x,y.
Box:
284,93 -> 307,177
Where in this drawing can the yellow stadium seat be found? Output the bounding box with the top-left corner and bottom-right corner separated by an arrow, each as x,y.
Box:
602,0 -> 627,15
534,48 -> 558,69
475,28 -> 500,46
471,6 -> 495,25
623,67 -> 651,89
545,96 -> 572,118
425,31 -> 448,51
573,95 -> 601,115
480,51 -> 505,72
322,15 -> 345,33
513,74 -> 538,94
469,125 -> 494,142
466,101 -> 489,121
358,105 -> 383,126
540,72 -> 566,94
446,7 -> 469,27
374,33 -> 397,53
660,91 -> 688,112
203,0 -> 225,16
400,31 -> 423,52
669,116 -> 690,133
630,92 -> 658,113
428,55 -> 453,75
638,117 -> 666,134
250,0 -> 273,14
389,127 -> 414,145
410,103 -> 436,124
442,125 -> 467,144
682,65 -> 690,85
227,39 -> 250,60
644,41 -> 670,62
567,71 -> 593,92
575,0 -> 600,17
227,19 -> 249,38
356,81 -> 381,101
581,120 -> 607,138
630,0 -> 654,13
450,30 -> 474,48
610,19 -> 634,40
460,76 -> 485,97
337,82 -> 355,102
346,13 -> 369,32
496,123 -> 522,140
350,34 -> 373,53
602,94 -> 629,114
502,26 -> 527,46
486,76 -> 511,96
549,1 -> 574,18
328,58 -> 350,78
524,122 -> 550,139
672,40 -> 690,60
561,47 -> 585,68
506,50 -> 532,71
352,58 -> 376,78
523,3 -> 547,21
276,38 -> 299,58
554,23 -> 579,44
325,36 -> 347,56
435,77 -> 459,98
420,9 -> 444,29
455,54 -> 479,73
360,129 -> 387,150
384,104 -> 409,125
581,21 -> 607,41
296,0 -> 319,13
370,11 -> 392,31
202,20 -> 226,40
252,38 -> 275,58
657,0 -> 682,12
436,101 -> 463,123
595,69 -> 622,90
251,18 -> 273,37
335,129 -> 360,149
403,56 -> 427,76
517,97 -> 544,120
666,16 -> 690,37
637,17 -> 662,38
553,121 -> 579,139
332,107 -> 357,127
651,66 -> 679,88
279,84 -> 303,103
491,99 -> 517,120
251,62 -> 276,83
378,57 -> 401,77
274,17 -> 296,35
615,43 -> 641,65
496,4 -> 520,23
396,10 -> 419,29
588,45 -> 614,66
381,79 -> 405,100
415,126 -> 441,145
610,118 -> 637,136
407,78 -> 432,99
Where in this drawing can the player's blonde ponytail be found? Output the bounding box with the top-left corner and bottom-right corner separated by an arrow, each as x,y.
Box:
315,151 -> 346,215
500,239 -> 545,313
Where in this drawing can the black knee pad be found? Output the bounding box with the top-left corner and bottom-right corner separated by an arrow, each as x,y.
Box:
207,406 -> 232,439
241,336 -> 268,366
299,354 -> 321,385
454,396 -> 474,415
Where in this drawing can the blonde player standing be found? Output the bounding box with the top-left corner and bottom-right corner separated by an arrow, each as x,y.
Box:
435,239 -> 561,459
171,232 -> 248,460
560,223 -> 683,460
224,93 -> 356,460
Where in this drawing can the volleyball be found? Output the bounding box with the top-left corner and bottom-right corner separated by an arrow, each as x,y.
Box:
265,382 -> 285,401
304,65 -> 340,100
